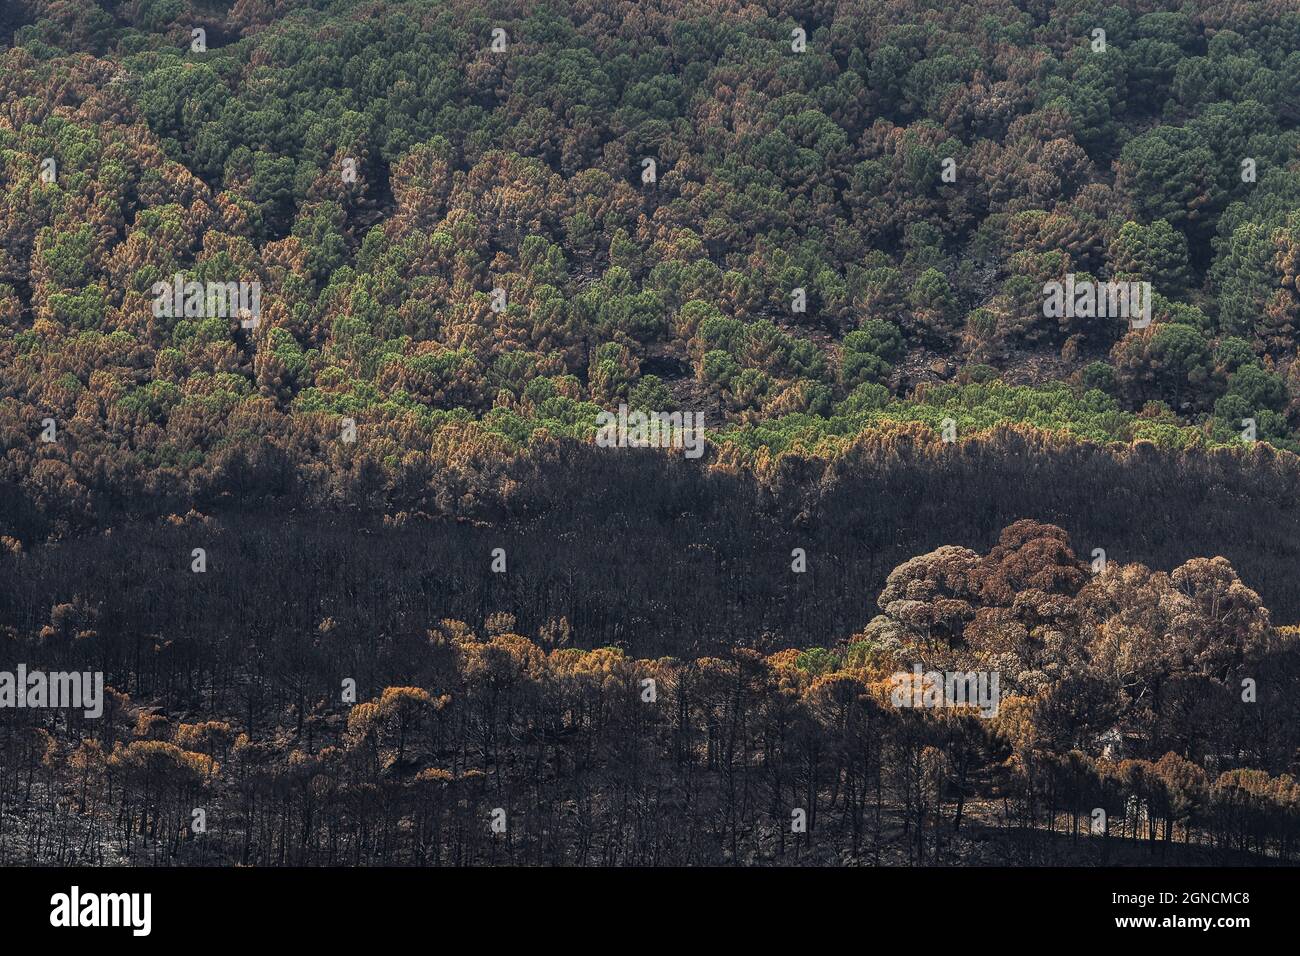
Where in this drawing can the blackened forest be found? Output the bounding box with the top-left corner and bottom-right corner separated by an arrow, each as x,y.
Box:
1,0 -> 1299,865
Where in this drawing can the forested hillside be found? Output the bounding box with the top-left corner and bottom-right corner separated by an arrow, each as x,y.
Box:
5,0 -> 1300,530
1,0 -> 1299,867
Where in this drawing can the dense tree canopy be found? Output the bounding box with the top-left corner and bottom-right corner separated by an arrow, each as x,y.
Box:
5,0 -> 1300,539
